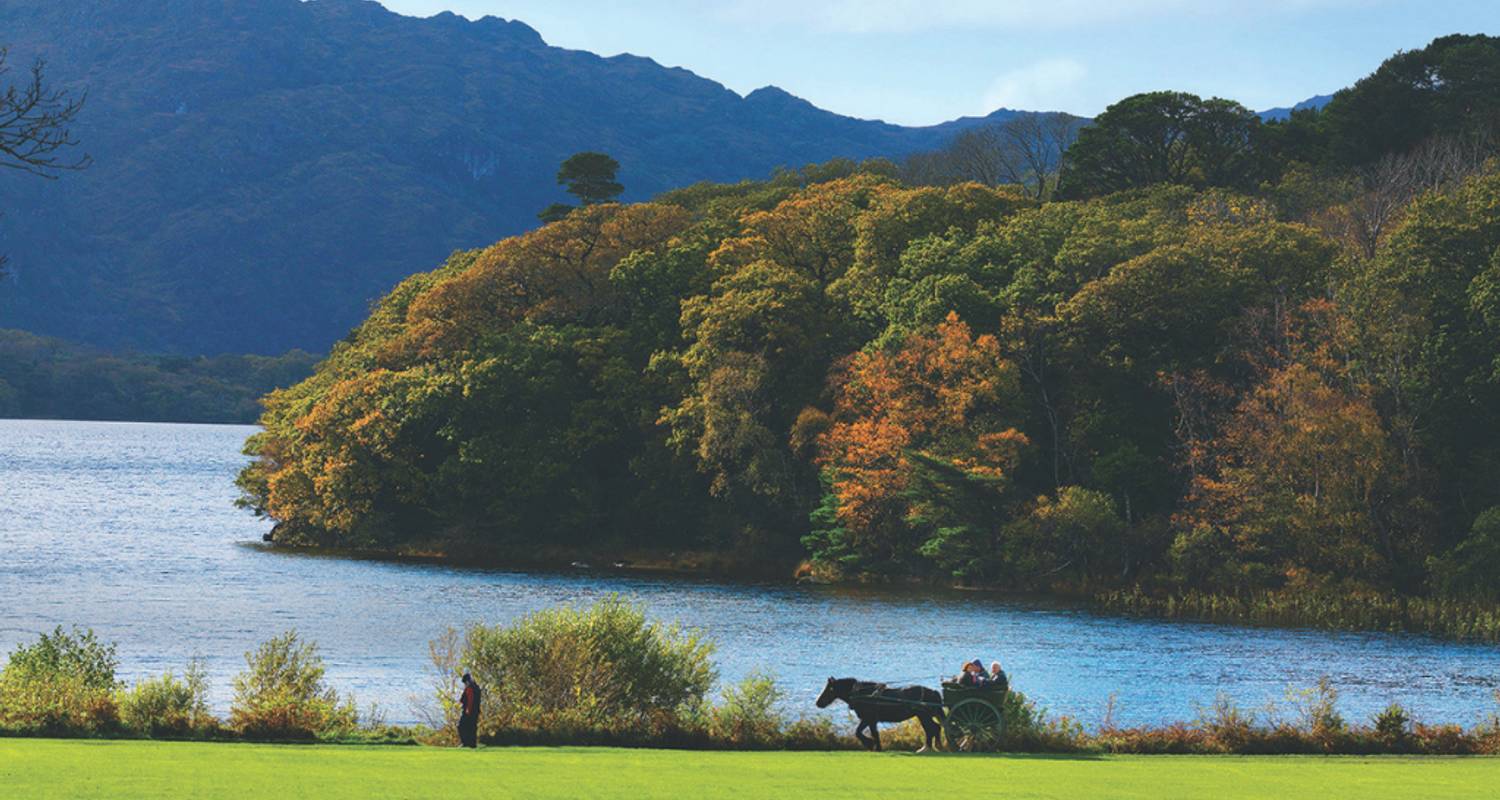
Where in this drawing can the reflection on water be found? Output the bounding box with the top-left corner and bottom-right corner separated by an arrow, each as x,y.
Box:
2,419 -> 1498,726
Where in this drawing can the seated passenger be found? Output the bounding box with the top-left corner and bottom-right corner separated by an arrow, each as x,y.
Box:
958,659 -> 985,686
988,660 -> 1008,693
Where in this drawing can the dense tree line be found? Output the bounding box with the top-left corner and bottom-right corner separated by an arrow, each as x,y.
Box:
909,35 -> 1500,204
240,35 -> 1500,606
0,330 -> 316,423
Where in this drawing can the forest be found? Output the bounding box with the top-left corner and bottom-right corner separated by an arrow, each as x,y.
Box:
238,35 -> 1500,611
0,330 -> 316,424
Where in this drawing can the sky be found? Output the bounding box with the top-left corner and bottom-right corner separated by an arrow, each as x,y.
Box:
376,1 -> 1499,126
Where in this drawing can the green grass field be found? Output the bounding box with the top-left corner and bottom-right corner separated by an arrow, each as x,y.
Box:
1,739 -> 1495,799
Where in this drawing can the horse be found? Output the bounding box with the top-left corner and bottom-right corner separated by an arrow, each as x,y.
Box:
815,676 -> 944,752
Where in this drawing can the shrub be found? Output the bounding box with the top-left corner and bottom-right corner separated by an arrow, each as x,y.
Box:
118,660 -> 215,736
1197,692 -> 1257,752
1373,702 -> 1411,746
1287,676 -> 1345,744
780,714 -> 850,749
230,630 -> 356,739
709,671 -> 785,746
434,596 -> 716,741
0,627 -> 120,735
3,626 -> 118,689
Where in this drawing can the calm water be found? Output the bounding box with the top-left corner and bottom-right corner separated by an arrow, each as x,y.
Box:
2,418 -> 1499,728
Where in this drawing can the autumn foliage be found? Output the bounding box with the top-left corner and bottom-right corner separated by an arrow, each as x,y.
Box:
813,313 -> 1027,570
239,159 -> 1500,606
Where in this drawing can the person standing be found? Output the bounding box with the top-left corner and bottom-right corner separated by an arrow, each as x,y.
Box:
458,672 -> 482,748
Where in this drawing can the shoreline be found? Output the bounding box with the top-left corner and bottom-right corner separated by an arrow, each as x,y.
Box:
252,538 -> 1500,644
250,538 -> 804,582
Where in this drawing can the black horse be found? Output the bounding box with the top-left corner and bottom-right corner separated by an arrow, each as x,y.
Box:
815,676 -> 943,752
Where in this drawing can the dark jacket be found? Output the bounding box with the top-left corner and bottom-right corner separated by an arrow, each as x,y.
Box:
460,682 -> 482,718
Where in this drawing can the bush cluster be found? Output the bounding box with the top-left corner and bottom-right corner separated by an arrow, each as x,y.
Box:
7,612 -> 1500,755
432,596 -> 716,743
0,627 -> 376,741
0,627 -> 120,735
118,661 -> 215,737
230,630 -> 358,739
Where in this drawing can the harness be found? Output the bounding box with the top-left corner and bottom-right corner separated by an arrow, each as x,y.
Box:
847,683 -> 943,711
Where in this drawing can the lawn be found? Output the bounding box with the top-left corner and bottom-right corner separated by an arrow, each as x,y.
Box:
1,739 -> 1495,799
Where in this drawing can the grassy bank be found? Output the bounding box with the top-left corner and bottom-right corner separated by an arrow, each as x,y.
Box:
3,739 -> 1497,800
1096,588 -> 1500,643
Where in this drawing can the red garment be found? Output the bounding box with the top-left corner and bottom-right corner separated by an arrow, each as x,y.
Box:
461,683 -> 479,716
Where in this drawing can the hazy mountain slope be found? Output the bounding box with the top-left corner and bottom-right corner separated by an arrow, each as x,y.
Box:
0,0 -> 1037,354
1258,94 -> 1335,121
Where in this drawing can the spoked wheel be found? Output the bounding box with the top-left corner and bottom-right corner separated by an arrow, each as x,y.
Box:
943,698 -> 1002,752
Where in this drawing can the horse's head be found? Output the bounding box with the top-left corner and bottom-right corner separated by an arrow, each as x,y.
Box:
816,676 -> 855,708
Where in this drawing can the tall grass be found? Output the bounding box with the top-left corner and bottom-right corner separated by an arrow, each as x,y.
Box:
1095,588 -> 1500,642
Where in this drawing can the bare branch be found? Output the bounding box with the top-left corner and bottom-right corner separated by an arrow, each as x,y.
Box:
0,47 -> 92,179
902,113 -> 1085,199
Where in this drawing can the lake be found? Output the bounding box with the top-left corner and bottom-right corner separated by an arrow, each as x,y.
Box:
2,418 -> 1498,728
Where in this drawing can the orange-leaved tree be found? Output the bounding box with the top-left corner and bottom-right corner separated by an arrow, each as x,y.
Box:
1172,299 -> 1425,592
808,312 -> 1029,574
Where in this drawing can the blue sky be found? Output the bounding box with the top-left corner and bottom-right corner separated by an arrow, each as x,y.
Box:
377,1 -> 1498,125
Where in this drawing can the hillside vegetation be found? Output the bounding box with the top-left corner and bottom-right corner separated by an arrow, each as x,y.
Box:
237,35 -> 1500,615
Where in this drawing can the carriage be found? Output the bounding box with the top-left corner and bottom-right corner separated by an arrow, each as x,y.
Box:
938,680 -> 1007,747
825,676 -> 1007,751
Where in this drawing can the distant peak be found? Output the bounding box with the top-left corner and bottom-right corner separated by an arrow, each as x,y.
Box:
310,0 -> 544,45
744,85 -> 816,110
745,85 -> 795,99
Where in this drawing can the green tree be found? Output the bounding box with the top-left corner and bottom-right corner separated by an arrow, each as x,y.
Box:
1428,507 -> 1500,598
559,151 -> 624,204
1058,91 -> 1265,199
537,152 -> 625,223
1345,171 -> 1500,543
1316,34 -> 1500,166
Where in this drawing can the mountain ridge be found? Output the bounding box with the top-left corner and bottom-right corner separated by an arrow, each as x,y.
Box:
0,0 -> 1323,355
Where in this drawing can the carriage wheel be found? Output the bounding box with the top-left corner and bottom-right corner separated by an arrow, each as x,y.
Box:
944,699 -> 1003,752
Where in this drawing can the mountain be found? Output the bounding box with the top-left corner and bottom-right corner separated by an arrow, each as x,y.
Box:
1258,93 -> 1335,122
0,0 -> 1051,355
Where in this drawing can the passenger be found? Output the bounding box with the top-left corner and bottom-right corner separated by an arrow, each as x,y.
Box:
988,660 -> 1009,693
958,659 -> 985,687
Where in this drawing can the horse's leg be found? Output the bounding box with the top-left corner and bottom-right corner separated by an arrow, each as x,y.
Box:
853,719 -> 873,750
869,721 -> 881,752
917,714 -> 939,753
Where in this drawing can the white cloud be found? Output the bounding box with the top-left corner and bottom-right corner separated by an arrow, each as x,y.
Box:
981,58 -> 1088,112
718,0 -> 1378,34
